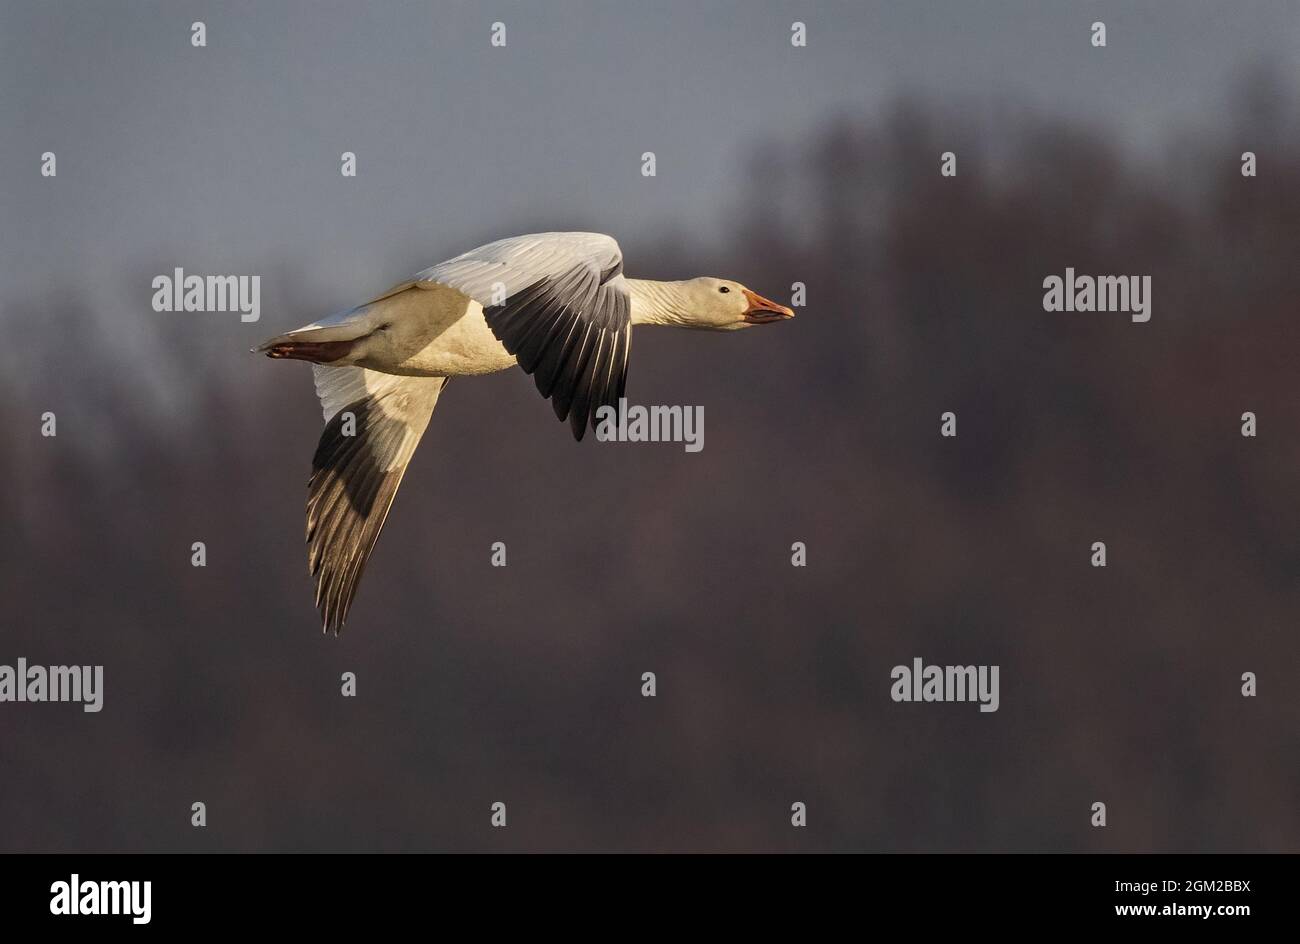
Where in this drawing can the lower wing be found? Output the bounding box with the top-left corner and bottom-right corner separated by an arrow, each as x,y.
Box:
306,365 -> 448,634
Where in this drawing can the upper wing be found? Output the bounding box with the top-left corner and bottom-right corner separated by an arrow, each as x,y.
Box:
415,232 -> 631,440
306,365 -> 447,634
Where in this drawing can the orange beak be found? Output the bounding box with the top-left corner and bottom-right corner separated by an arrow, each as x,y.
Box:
741,288 -> 795,324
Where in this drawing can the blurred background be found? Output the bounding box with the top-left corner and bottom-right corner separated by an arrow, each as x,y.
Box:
1,1 -> 1297,852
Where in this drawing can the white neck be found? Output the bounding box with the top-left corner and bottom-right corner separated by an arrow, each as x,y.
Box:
626,279 -> 691,327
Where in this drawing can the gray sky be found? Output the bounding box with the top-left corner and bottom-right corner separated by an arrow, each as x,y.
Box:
2,1 -> 1296,342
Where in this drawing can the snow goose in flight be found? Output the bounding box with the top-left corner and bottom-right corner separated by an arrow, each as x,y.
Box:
256,232 -> 794,634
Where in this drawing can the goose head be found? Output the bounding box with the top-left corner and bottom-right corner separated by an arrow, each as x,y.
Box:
677,277 -> 796,331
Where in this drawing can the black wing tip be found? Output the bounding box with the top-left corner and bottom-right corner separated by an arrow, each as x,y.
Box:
313,567 -> 359,635
484,264 -> 629,444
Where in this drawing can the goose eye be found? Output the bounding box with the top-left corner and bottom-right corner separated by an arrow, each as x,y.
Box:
718,286 -> 730,294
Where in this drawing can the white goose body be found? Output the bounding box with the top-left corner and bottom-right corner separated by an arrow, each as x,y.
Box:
349,286 -> 516,377
333,276 -> 717,377
258,231 -> 794,633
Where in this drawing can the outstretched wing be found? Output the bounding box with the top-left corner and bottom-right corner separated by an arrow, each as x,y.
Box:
306,365 -> 448,634
415,232 -> 631,440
